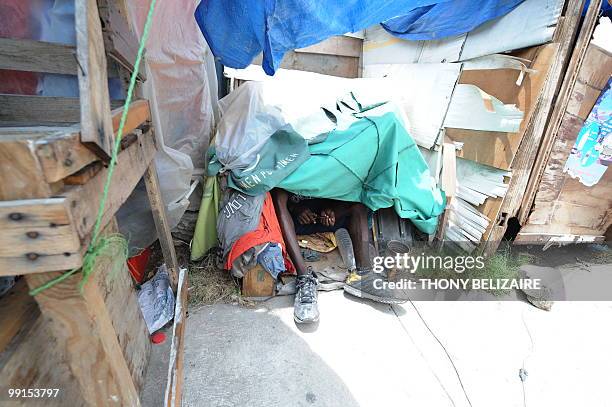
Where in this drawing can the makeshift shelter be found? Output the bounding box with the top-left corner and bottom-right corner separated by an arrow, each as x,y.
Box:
0,0 -> 610,405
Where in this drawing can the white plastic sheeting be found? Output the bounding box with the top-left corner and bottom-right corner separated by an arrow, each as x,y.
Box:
421,147 -> 511,251
362,63 -> 461,148
225,65 -> 459,149
215,82 -> 288,171
213,77 -> 415,171
443,84 -> 524,133
128,0 -> 217,167
121,0 -> 217,251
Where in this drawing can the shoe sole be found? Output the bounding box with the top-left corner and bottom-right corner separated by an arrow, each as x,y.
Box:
343,285 -> 407,304
294,314 -> 320,324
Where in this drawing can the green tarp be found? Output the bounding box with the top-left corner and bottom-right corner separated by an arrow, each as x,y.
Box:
191,175 -> 221,261
209,112 -> 445,234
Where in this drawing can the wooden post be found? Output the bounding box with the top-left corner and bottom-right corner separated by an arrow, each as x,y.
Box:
436,142 -> 457,244
144,160 -> 180,290
164,268 -> 188,407
25,270 -> 140,406
75,0 -> 115,159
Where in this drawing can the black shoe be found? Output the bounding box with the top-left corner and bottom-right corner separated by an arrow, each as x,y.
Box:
343,267 -> 408,304
294,270 -> 319,324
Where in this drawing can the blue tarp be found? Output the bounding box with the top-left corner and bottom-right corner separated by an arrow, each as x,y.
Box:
194,0 -> 525,76
381,0 -> 524,40
195,0 -> 438,76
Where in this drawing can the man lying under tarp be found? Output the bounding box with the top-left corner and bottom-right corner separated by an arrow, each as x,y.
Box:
272,189 -> 409,324
199,81 -> 446,323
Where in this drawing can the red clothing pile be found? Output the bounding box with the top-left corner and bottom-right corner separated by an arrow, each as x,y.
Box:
225,192 -> 295,274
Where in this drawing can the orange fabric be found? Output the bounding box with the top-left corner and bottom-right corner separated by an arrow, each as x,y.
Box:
225,192 -> 295,273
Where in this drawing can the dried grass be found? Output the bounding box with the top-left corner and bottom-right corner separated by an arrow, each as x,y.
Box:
188,251 -> 241,306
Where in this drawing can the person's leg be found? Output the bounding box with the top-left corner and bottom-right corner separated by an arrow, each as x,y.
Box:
271,188 -> 309,276
271,189 -> 319,324
319,201 -> 371,269
343,203 -> 371,269
328,203 -> 408,304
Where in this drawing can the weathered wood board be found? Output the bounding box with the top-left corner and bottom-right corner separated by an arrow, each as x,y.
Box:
75,0 -> 115,159
516,43 -> 612,244
0,223 -> 150,406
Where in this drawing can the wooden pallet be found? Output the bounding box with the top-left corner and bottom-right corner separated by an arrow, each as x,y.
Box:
0,1 -> 183,405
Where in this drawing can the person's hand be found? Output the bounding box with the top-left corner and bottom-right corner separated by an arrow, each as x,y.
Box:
320,208 -> 335,227
298,208 -> 318,225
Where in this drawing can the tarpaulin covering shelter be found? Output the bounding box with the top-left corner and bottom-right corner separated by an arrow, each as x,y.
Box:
382,0 -> 524,40
208,111 -> 445,234
194,0 -> 526,75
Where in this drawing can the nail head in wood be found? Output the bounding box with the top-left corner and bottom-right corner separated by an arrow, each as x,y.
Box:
9,212 -> 23,221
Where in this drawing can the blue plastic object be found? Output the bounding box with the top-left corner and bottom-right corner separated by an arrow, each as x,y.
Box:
194,0 -> 438,75
194,0 -> 526,76
381,0 -> 525,40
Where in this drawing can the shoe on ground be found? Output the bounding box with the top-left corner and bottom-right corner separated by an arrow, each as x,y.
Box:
343,267 -> 408,304
294,270 -> 320,324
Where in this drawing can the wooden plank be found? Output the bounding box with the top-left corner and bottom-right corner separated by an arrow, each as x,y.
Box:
0,225 -> 79,257
441,142 -> 457,197
95,218 -> 151,392
101,260 -> 151,391
0,251 -> 83,276
296,36 -> 362,58
577,45 -> 612,89
0,38 -> 77,75
0,37 -> 117,77
0,130 -> 155,276
68,128 -> 157,240
0,94 -> 80,124
0,95 -> 123,125
98,0 -> 146,81
0,137 -> 52,200
30,127 -> 99,184
436,142 -> 457,243
0,198 -> 71,228
26,269 -> 140,406
482,0 -> 586,250
516,0 -> 600,224
164,268 -> 188,407
111,100 -> 150,136
0,279 -> 38,354
75,0 -> 115,159
1,220 -> 148,405
144,161 -> 180,290
0,306 -> 85,407
253,51 -> 359,78
0,197 -> 82,275
64,162 -> 104,185
33,99 -> 150,184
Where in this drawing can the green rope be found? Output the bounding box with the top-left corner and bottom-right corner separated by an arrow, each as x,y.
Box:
29,0 -> 158,296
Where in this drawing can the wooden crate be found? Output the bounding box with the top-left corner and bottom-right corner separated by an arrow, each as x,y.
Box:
0,1 -> 183,405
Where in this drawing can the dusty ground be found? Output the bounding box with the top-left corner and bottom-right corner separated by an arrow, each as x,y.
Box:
139,240 -> 612,407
